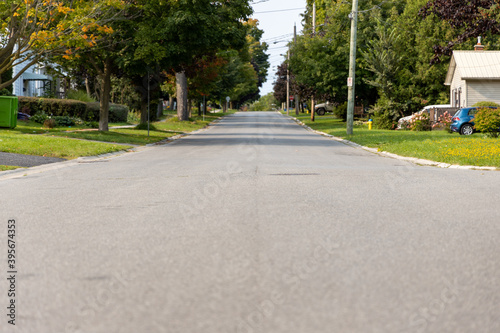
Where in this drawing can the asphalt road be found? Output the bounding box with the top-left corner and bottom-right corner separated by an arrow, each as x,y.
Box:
1,112 -> 499,333
0,151 -> 66,167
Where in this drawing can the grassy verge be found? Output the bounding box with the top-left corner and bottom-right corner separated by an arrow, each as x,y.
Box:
0,129 -> 133,159
1,109 -> 234,160
288,113 -> 500,168
0,165 -> 24,171
47,111 -> 233,145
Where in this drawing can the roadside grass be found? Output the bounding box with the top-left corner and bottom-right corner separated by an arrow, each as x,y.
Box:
1,109 -> 235,160
0,165 -> 24,171
49,128 -> 178,145
0,128 -> 133,159
46,110 -> 234,145
288,113 -> 500,168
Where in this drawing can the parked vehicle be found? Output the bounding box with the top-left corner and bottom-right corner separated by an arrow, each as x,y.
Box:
314,102 -> 333,115
397,104 -> 451,129
450,106 -> 499,135
17,112 -> 30,121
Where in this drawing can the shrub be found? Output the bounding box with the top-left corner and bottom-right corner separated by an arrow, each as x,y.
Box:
53,116 -> 75,127
87,102 -> 129,123
333,102 -> 348,121
85,121 -> 99,129
432,111 -> 453,133
18,97 -> 95,121
109,104 -> 129,122
369,98 -> 401,130
474,107 -> 500,138
127,111 -> 141,124
31,112 -> 49,124
0,88 -> 13,96
66,90 -> 96,103
410,112 -> 432,131
135,123 -> 157,131
472,101 -> 500,107
43,118 -> 56,129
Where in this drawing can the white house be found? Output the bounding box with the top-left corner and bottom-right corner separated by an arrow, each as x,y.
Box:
445,40 -> 500,108
12,63 -> 54,97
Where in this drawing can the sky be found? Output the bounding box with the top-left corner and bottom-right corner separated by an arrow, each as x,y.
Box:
250,0 -> 307,97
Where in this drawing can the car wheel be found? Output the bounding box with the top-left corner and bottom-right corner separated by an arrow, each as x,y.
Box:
316,108 -> 325,116
460,123 -> 474,135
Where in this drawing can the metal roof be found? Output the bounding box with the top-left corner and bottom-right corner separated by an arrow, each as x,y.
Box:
22,72 -> 51,81
444,50 -> 500,85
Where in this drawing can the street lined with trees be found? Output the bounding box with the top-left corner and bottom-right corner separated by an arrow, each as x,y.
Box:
279,0 -> 500,129
0,0 -> 269,130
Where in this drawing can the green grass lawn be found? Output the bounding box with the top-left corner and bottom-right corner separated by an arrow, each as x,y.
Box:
0,129 -> 134,159
0,165 -> 24,171
290,113 -> 500,168
46,111 -> 231,145
1,110 -> 234,161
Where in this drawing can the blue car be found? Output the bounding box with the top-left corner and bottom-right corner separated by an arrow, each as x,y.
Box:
450,107 -> 498,135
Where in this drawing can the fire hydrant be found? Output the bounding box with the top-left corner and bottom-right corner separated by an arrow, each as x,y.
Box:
368,119 -> 373,130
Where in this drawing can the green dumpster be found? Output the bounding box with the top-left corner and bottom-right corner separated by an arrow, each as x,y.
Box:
0,96 -> 18,129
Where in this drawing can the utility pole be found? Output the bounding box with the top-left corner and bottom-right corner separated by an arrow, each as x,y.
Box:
311,2 -> 316,122
346,0 -> 358,135
286,49 -> 290,116
294,23 -> 300,116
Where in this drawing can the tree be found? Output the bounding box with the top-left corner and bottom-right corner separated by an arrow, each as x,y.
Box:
48,0 -> 130,131
420,0 -> 499,63
0,0 -> 122,90
133,0 -> 253,121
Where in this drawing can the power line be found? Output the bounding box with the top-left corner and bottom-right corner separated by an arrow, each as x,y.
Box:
254,7 -> 304,14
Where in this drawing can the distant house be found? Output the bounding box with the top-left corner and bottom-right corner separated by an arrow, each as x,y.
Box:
445,39 -> 500,108
12,63 -> 55,97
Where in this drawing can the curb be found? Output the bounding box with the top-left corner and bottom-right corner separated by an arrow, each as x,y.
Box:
287,115 -> 498,172
0,115 -> 228,181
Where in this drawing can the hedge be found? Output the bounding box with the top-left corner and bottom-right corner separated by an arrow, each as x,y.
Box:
86,102 -> 128,123
18,97 -> 128,122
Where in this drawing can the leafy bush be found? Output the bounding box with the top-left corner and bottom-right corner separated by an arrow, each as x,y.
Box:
474,107 -> 500,138
135,123 -> 157,131
127,111 -> 141,124
109,104 -> 129,122
66,90 -> 96,103
31,112 -> 49,124
43,118 -> 56,129
87,102 -> 129,123
53,116 -> 75,127
432,111 -> 453,133
18,97 -> 96,121
410,112 -> 432,131
370,99 -> 401,130
472,101 -> 500,107
333,102 -> 347,121
85,121 -> 99,129
0,88 -> 13,96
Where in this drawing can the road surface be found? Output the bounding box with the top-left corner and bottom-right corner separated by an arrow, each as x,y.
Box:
1,112 -> 499,333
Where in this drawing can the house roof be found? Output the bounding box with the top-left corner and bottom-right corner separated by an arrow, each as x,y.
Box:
23,72 -> 51,81
444,50 -> 500,85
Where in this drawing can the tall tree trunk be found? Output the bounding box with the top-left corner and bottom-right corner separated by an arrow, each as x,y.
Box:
168,96 -> 174,111
176,71 -> 189,121
157,99 -> 164,119
85,76 -> 91,97
311,95 -> 315,122
140,89 -> 149,124
98,59 -> 112,131
296,95 -> 300,115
